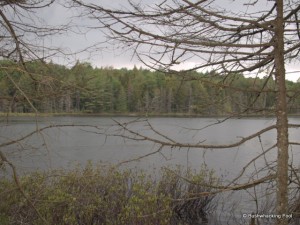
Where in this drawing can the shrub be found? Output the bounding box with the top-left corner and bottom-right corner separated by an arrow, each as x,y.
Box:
0,163 -> 218,225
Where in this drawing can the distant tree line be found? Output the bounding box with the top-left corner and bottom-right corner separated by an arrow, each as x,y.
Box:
1,60 -> 300,115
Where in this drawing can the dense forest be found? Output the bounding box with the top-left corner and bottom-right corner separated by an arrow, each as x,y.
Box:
1,60 -> 300,116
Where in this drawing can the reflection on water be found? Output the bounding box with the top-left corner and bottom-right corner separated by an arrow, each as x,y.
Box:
1,116 -> 300,224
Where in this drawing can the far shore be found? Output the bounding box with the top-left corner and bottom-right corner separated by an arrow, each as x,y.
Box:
1,112 -> 298,118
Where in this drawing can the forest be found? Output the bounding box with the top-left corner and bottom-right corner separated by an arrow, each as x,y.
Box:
0,61 -> 300,116
2,0 -> 300,224
1,60 -> 300,116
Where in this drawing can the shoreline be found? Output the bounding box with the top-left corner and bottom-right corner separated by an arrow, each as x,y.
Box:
0,112 -> 296,118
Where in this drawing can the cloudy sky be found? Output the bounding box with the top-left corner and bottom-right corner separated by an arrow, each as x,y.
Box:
39,0 -> 300,81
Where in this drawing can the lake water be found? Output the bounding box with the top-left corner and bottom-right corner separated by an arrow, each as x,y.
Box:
1,116 -> 300,224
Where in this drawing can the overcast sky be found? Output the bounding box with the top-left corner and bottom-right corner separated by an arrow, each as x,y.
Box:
40,0 -> 300,82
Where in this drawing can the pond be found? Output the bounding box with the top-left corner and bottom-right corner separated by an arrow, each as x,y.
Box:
1,116 -> 300,224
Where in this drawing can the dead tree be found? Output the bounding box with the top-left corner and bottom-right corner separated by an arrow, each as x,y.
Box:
71,1 -> 300,224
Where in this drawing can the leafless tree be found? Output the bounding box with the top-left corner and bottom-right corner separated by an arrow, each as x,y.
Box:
70,0 -> 300,224
0,0 -> 73,107
0,1 -> 74,223
1,0 -> 70,61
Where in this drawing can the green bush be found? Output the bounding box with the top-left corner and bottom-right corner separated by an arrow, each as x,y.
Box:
0,163 -> 219,225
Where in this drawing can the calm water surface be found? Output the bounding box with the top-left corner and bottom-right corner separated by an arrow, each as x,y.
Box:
1,116 -> 300,224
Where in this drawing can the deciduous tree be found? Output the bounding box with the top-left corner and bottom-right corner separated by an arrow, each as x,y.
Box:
71,0 -> 300,224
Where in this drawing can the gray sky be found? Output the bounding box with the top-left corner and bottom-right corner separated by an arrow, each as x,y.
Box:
38,1 -> 142,68
40,0 -> 300,82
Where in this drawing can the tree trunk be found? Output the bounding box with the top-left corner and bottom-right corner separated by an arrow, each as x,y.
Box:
274,1 -> 289,225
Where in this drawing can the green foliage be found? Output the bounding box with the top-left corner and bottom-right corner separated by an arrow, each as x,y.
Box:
0,163 -> 218,225
1,59 -> 300,115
